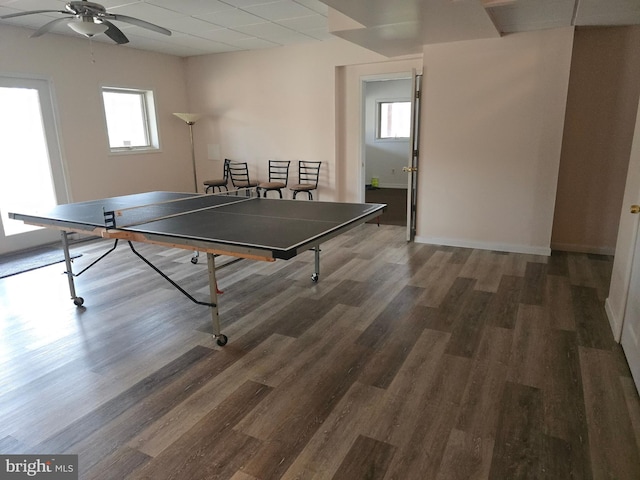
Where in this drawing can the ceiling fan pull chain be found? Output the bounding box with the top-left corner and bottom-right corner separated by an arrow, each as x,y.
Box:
89,37 -> 96,64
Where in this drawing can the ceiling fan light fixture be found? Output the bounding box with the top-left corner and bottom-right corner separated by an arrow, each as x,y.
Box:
68,17 -> 108,37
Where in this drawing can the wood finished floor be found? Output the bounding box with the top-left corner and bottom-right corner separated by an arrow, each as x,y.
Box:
1,225 -> 640,479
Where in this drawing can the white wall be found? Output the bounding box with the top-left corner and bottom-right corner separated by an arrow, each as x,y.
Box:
364,79 -> 412,189
0,24 -> 191,203
418,28 -> 575,255
185,38 -> 385,201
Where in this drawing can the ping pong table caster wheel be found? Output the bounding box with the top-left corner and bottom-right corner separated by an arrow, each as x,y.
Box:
311,273 -> 319,283
73,297 -> 84,307
216,334 -> 228,346
191,257 -> 198,264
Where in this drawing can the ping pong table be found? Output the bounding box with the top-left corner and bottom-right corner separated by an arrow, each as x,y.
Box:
9,191 -> 385,346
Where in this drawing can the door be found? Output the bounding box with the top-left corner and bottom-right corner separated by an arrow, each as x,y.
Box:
621,204 -> 640,392
405,71 -> 422,241
0,75 -> 69,255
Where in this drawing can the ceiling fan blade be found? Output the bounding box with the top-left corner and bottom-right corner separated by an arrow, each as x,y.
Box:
107,14 -> 171,36
102,20 -> 129,44
31,17 -> 72,38
0,9 -> 67,20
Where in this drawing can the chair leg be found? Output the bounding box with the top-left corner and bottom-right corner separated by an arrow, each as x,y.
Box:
308,191 -> 313,200
293,190 -> 298,199
278,189 -> 283,199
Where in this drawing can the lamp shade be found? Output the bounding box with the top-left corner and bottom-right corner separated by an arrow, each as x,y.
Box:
68,18 -> 108,37
173,113 -> 203,124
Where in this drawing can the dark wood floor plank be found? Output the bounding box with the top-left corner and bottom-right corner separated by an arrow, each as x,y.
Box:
382,354 -> 472,479
33,345 -> 217,455
456,326 -> 513,439
507,305 -> 549,389
542,329 -> 592,479
445,290 -> 493,358
572,285 -> 616,350
331,435 -> 396,480
436,429 -> 494,480
281,382 -> 386,480
520,262 -> 547,306
489,381 -> 545,479
1,229 -> 638,480
411,250 -> 464,308
85,446 -> 151,480
132,380 -> 271,480
355,285 -> 425,350
236,328 -> 372,479
485,275 -> 523,329
545,274 -> 576,331
424,276 -> 476,332
580,346 -> 640,480
361,329 -> 452,448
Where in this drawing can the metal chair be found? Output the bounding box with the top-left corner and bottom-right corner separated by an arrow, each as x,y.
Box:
203,158 -> 230,193
290,161 -> 321,200
228,161 -> 260,195
257,160 -> 290,198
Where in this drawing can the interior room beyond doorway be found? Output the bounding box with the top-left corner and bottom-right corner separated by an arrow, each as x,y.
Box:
363,77 -> 412,226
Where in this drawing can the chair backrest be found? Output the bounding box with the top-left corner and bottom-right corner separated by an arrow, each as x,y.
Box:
269,160 -> 291,185
222,158 -> 231,181
298,161 -> 321,187
228,161 -> 253,187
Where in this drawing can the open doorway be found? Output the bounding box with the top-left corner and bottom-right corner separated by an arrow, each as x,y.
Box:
362,77 -> 412,226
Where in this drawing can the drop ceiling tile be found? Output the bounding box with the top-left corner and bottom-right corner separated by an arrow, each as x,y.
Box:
146,0 -> 234,16
149,14 -> 220,34
244,0 -> 315,21
294,0 -> 328,15
234,20 -> 293,38
196,27 -> 252,42
226,36 -> 277,49
277,13 -> 325,31
219,0 -> 280,8
197,8 -> 266,28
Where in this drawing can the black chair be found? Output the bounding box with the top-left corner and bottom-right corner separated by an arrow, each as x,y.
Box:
290,161 -> 321,200
228,161 -> 260,195
257,160 -> 290,198
203,158 -> 230,193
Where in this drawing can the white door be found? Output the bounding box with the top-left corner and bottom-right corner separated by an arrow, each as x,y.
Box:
0,75 -> 69,255
405,70 -> 422,241
621,205 -> 640,391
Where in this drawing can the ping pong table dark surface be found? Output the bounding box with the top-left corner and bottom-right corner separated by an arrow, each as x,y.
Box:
10,191 -> 386,260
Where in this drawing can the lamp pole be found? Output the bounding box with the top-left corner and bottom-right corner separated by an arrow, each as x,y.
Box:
173,113 -> 203,193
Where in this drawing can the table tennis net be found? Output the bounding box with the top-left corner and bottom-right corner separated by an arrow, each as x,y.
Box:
104,192 -> 257,228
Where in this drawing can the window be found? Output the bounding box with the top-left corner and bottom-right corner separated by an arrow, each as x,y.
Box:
377,101 -> 411,139
102,87 -> 159,152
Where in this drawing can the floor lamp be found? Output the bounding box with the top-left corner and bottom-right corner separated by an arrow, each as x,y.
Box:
173,112 -> 203,193
173,112 -> 212,271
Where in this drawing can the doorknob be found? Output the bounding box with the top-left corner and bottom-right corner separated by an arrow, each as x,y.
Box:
402,167 -> 417,173
631,205 -> 640,214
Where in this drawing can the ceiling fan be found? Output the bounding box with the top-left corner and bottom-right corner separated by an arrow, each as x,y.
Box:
0,0 -> 171,45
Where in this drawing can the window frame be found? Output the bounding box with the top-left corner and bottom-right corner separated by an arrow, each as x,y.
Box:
101,86 -> 160,154
375,98 -> 412,142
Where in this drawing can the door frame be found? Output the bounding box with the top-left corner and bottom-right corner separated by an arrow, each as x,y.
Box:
359,71 -> 417,231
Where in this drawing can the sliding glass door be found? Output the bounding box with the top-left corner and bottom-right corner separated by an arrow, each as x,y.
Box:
0,75 -> 68,255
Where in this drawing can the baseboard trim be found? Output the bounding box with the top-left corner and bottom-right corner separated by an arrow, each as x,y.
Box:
605,297 -> 623,343
550,242 -> 615,256
415,236 -> 551,256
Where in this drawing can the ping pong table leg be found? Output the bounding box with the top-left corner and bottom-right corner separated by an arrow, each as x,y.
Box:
207,252 -> 227,346
312,245 -> 320,283
61,231 -> 84,307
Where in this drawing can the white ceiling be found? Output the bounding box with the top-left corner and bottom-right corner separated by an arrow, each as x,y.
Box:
0,0 -> 639,57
